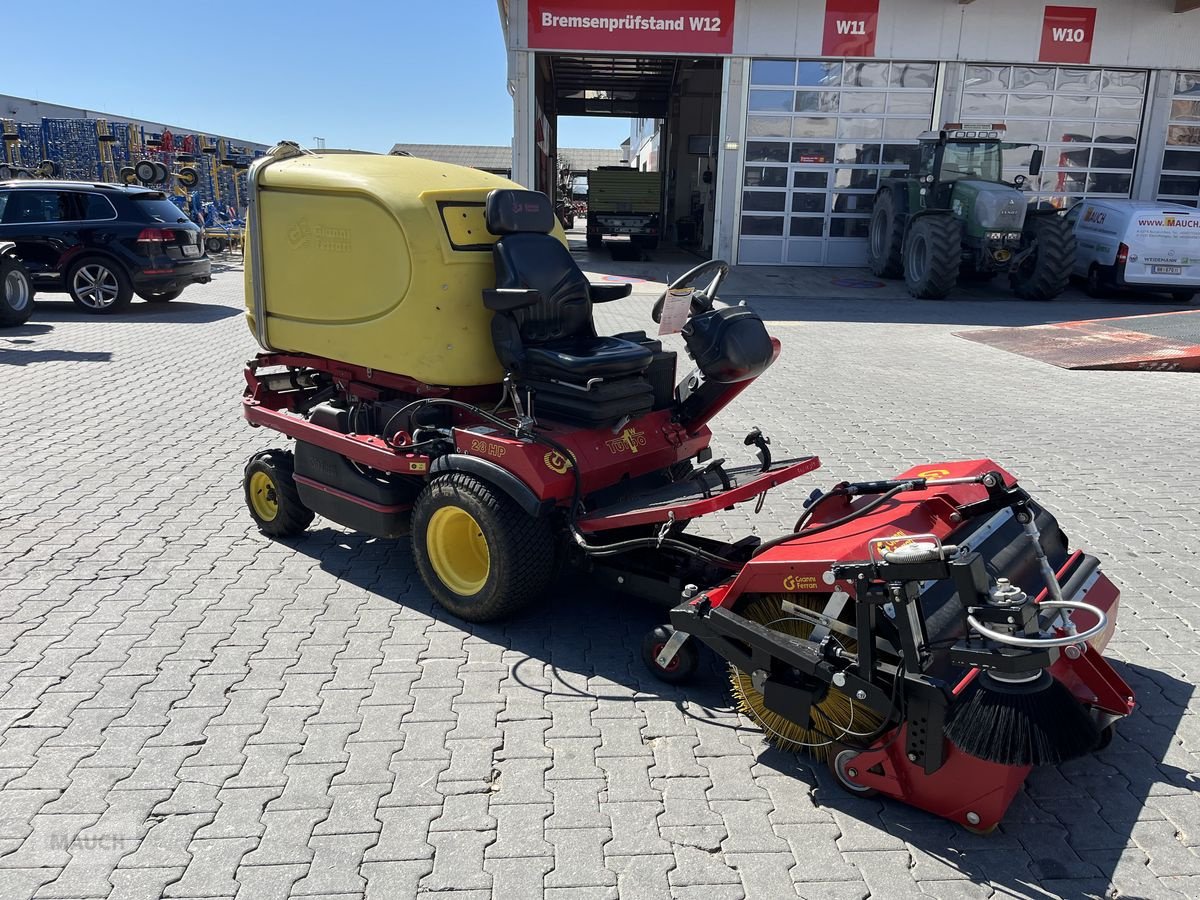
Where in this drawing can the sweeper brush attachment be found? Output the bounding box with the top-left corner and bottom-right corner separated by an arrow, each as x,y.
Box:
945,670 -> 1100,767
729,595 -> 884,761
670,461 -> 1136,831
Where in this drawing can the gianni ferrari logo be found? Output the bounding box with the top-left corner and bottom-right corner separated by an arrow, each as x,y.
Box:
606,427 -> 647,455
544,451 -> 572,474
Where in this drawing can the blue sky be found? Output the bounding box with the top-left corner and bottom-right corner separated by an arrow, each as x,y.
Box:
5,2 -> 629,153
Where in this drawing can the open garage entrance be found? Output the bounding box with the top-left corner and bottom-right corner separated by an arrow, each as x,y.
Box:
528,53 -> 726,257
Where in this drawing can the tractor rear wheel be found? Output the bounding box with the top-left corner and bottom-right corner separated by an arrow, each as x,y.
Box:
412,473 -> 555,623
904,215 -> 961,300
867,190 -> 905,278
1011,215 -> 1075,301
244,449 -> 314,537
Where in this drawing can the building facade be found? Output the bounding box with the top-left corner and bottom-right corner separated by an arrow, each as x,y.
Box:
498,0 -> 1200,265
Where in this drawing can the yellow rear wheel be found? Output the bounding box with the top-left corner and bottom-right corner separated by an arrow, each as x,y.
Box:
244,449 -> 314,537
248,470 -> 279,522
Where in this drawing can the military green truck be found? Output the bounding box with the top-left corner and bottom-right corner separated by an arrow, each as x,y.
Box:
585,167 -> 662,251
868,124 -> 1075,300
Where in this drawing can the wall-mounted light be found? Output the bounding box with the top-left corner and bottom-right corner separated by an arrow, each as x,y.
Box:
724,141 -> 739,151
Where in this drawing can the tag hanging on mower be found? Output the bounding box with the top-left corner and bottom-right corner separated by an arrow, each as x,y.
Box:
668,464 -> 1135,833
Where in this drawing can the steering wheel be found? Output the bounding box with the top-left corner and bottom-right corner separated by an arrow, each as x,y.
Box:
652,259 -> 730,324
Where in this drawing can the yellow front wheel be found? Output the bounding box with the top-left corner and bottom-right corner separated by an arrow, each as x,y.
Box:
426,506 -> 491,596
412,473 -> 555,623
244,449 -> 314,537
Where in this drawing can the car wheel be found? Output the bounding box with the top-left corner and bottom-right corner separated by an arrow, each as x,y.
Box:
134,160 -> 157,183
205,237 -> 227,254
0,256 -> 35,327
68,259 -> 133,313
136,288 -> 183,303
1171,290 -> 1196,304
1085,265 -> 1109,299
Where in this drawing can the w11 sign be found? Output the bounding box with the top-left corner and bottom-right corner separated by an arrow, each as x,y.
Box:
1039,5 -> 1097,64
822,0 -> 879,57
528,0 -> 735,54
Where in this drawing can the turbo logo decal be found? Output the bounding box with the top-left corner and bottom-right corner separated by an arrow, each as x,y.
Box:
544,451 -> 572,474
606,427 -> 647,455
917,469 -> 951,480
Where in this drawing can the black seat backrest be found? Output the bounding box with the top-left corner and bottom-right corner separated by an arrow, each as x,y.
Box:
486,189 -> 593,344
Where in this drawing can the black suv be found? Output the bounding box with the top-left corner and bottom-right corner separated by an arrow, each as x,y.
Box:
0,180 -> 212,314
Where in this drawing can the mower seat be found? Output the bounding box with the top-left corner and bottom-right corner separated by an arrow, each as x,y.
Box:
484,189 -> 656,425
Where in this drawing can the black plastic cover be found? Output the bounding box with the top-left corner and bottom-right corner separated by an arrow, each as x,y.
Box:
485,189 -> 555,235
682,306 -> 775,384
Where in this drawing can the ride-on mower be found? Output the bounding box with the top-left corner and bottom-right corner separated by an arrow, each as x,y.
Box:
239,143 -> 1133,831
868,123 -> 1076,300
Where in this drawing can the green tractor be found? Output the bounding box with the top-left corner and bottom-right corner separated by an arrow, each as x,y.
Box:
868,125 -> 1075,300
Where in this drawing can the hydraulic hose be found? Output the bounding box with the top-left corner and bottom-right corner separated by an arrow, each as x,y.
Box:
752,484 -> 910,558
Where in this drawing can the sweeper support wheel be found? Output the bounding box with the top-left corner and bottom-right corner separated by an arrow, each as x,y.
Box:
411,473 -> 555,624
829,749 -> 878,796
728,594 -> 885,762
244,449 -> 315,537
641,624 -> 699,684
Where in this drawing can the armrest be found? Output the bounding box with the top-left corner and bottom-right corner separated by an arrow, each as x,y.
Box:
483,288 -> 542,312
589,282 -> 633,303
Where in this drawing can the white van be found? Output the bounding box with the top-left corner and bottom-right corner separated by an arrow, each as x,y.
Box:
1065,199 -> 1200,302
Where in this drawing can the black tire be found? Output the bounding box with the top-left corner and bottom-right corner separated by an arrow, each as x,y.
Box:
867,189 -> 905,278
1011,215 -> 1075,301
903,215 -> 961,299
67,257 -> 133,313
1084,265 -> 1109,299
177,166 -> 199,189
152,161 -> 169,184
120,166 -> 137,185
0,255 -> 35,326
0,165 -> 10,181
205,236 -> 227,254
411,473 -> 555,623
641,624 -> 699,684
134,159 -> 157,183
137,288 -> 183,303
37,159 -> 57,178
244,449 -> 314,537
1171,290 -> 1196,303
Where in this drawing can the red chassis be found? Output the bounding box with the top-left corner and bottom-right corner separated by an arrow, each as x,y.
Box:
242,348 -> 814,530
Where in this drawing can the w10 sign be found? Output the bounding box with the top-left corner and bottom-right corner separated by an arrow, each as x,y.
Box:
822,0 -> 879,57
1039,5 -> 1097,64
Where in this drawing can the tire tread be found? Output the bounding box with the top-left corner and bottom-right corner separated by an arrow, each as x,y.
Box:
412,472 -> 555,623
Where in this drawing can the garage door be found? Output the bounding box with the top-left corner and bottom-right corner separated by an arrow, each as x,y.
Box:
1157,72 -> 1200,208
739,59 -> 938,266
960,65 -> 1147,209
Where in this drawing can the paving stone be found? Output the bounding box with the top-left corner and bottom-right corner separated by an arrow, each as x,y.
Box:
545,827 -> 617,888
605,852 -> 674,899
486,855 -> 553,898
231,864 -> 309,900
361,860 -> 433,899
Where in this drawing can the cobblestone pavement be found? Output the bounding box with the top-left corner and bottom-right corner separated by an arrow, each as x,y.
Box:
1,256 -> 1197,900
